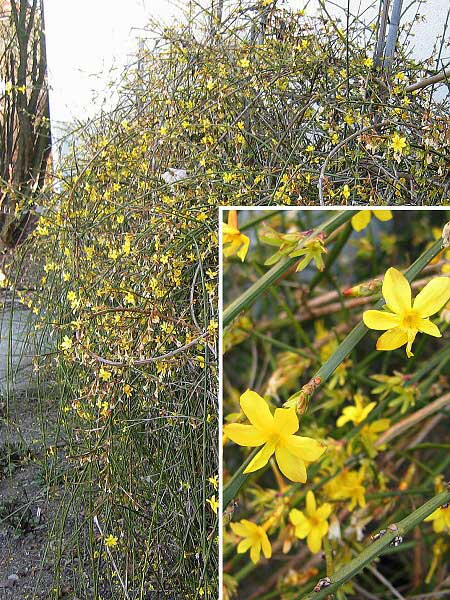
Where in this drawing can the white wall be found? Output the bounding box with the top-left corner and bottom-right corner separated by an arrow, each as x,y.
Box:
297,0 -> 448,61
44,0 -> 184,125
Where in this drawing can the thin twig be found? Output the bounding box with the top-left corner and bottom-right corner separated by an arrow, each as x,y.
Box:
406,68 -> 450,92
80,332 -> 208,367
368,564 -> 406,600
317,121 -> 389,205
376,392 -> 450,448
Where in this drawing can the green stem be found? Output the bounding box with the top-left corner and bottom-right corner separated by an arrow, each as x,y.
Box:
323,536 -> 334,578
222,451 -> 266,509
244,328 -> 312,360
223,211 -> 352,326
239,210 -> 284,231
300,488 -> 450,600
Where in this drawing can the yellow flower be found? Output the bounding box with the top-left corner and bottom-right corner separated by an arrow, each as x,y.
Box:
325,470 -> 366,511
344,113 -> 354,126
222,210 -> 250,262
60,335 -> 73,352
291,238 -> 327,273
390,132 -> 407,154
230,519 -> 272,564
351,209 -> 392,232
363,267 -> 450,358
99,367 -> 112,381
84,245 -> 95,260
124,291 -> 136,305
237,57 -> 250,69
344,472 -> 367,510
342,184 -> 351,200
424,504 -> 450,533
208,475 -> 219,490
289,491 -> 332,553
224,390 -> 326,482
337,393 -> 376,427
206,495 -> 219,514
104,534 -> 118,548
360,418 -> 390,456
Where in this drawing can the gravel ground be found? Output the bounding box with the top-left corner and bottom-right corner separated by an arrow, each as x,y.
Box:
0,391 -> 76,600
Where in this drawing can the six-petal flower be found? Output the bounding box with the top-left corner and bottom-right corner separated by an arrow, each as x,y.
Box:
363,267 -> 450,357
289,491 -> 332,553
230,519 -> 272,564
224,389 -> 326,482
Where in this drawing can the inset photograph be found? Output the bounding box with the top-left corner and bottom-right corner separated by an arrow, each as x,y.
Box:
221,208 -> 450,599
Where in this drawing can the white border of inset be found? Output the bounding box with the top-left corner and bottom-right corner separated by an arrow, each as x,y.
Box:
218,205 -> 448,599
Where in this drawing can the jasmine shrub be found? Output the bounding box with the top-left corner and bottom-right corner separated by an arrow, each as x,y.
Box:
222,208 -> 450,599
58,0 -> 448,210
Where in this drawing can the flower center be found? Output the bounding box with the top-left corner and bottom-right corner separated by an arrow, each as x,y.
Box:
268,432 -> 282,446
310,515 -> 321,528
401,310 -> 420,329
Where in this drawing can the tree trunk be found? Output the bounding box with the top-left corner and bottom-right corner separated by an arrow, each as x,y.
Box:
0,0 -> 51,253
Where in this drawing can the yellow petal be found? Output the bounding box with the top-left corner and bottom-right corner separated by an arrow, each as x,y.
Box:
223,237 -> 241,258
273,407 -> 299,436
336,413 -> 351,427
240,389 -> 273,432
376,328 -> 408,351
275,447 -> 307,482
432,517 -> 445,533
224,423 -> 267,447
351,210 -> 371,232
230,521 -> 252,536
295,523 -> 310,539
305,490 -> 316,515
382,268 -> 411,314
285,435 -> 326,462
444,509 -> 450,529
244,442 -> 275,474
363,310 -> 400,330
417,318 -> 441,337
361,402 -> 377,421
373,209 -> 393,222
289,508 -> 306,527
236,233 -> 250,262
240,519 -> 259,533
250,541 -> 261,564
317,520 -> 329,537
307,528 -> 322,553
222,223 -> 240,236
237,538 -> 253,553
261,531 -> 272,559
370,418 -> 390,433
293,517 -> 311,538
424,509 -> 438,522
413,277 -> 450,317
317,503 -> 332,520
405,329 -> 416,358
337,405 -> 360,427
